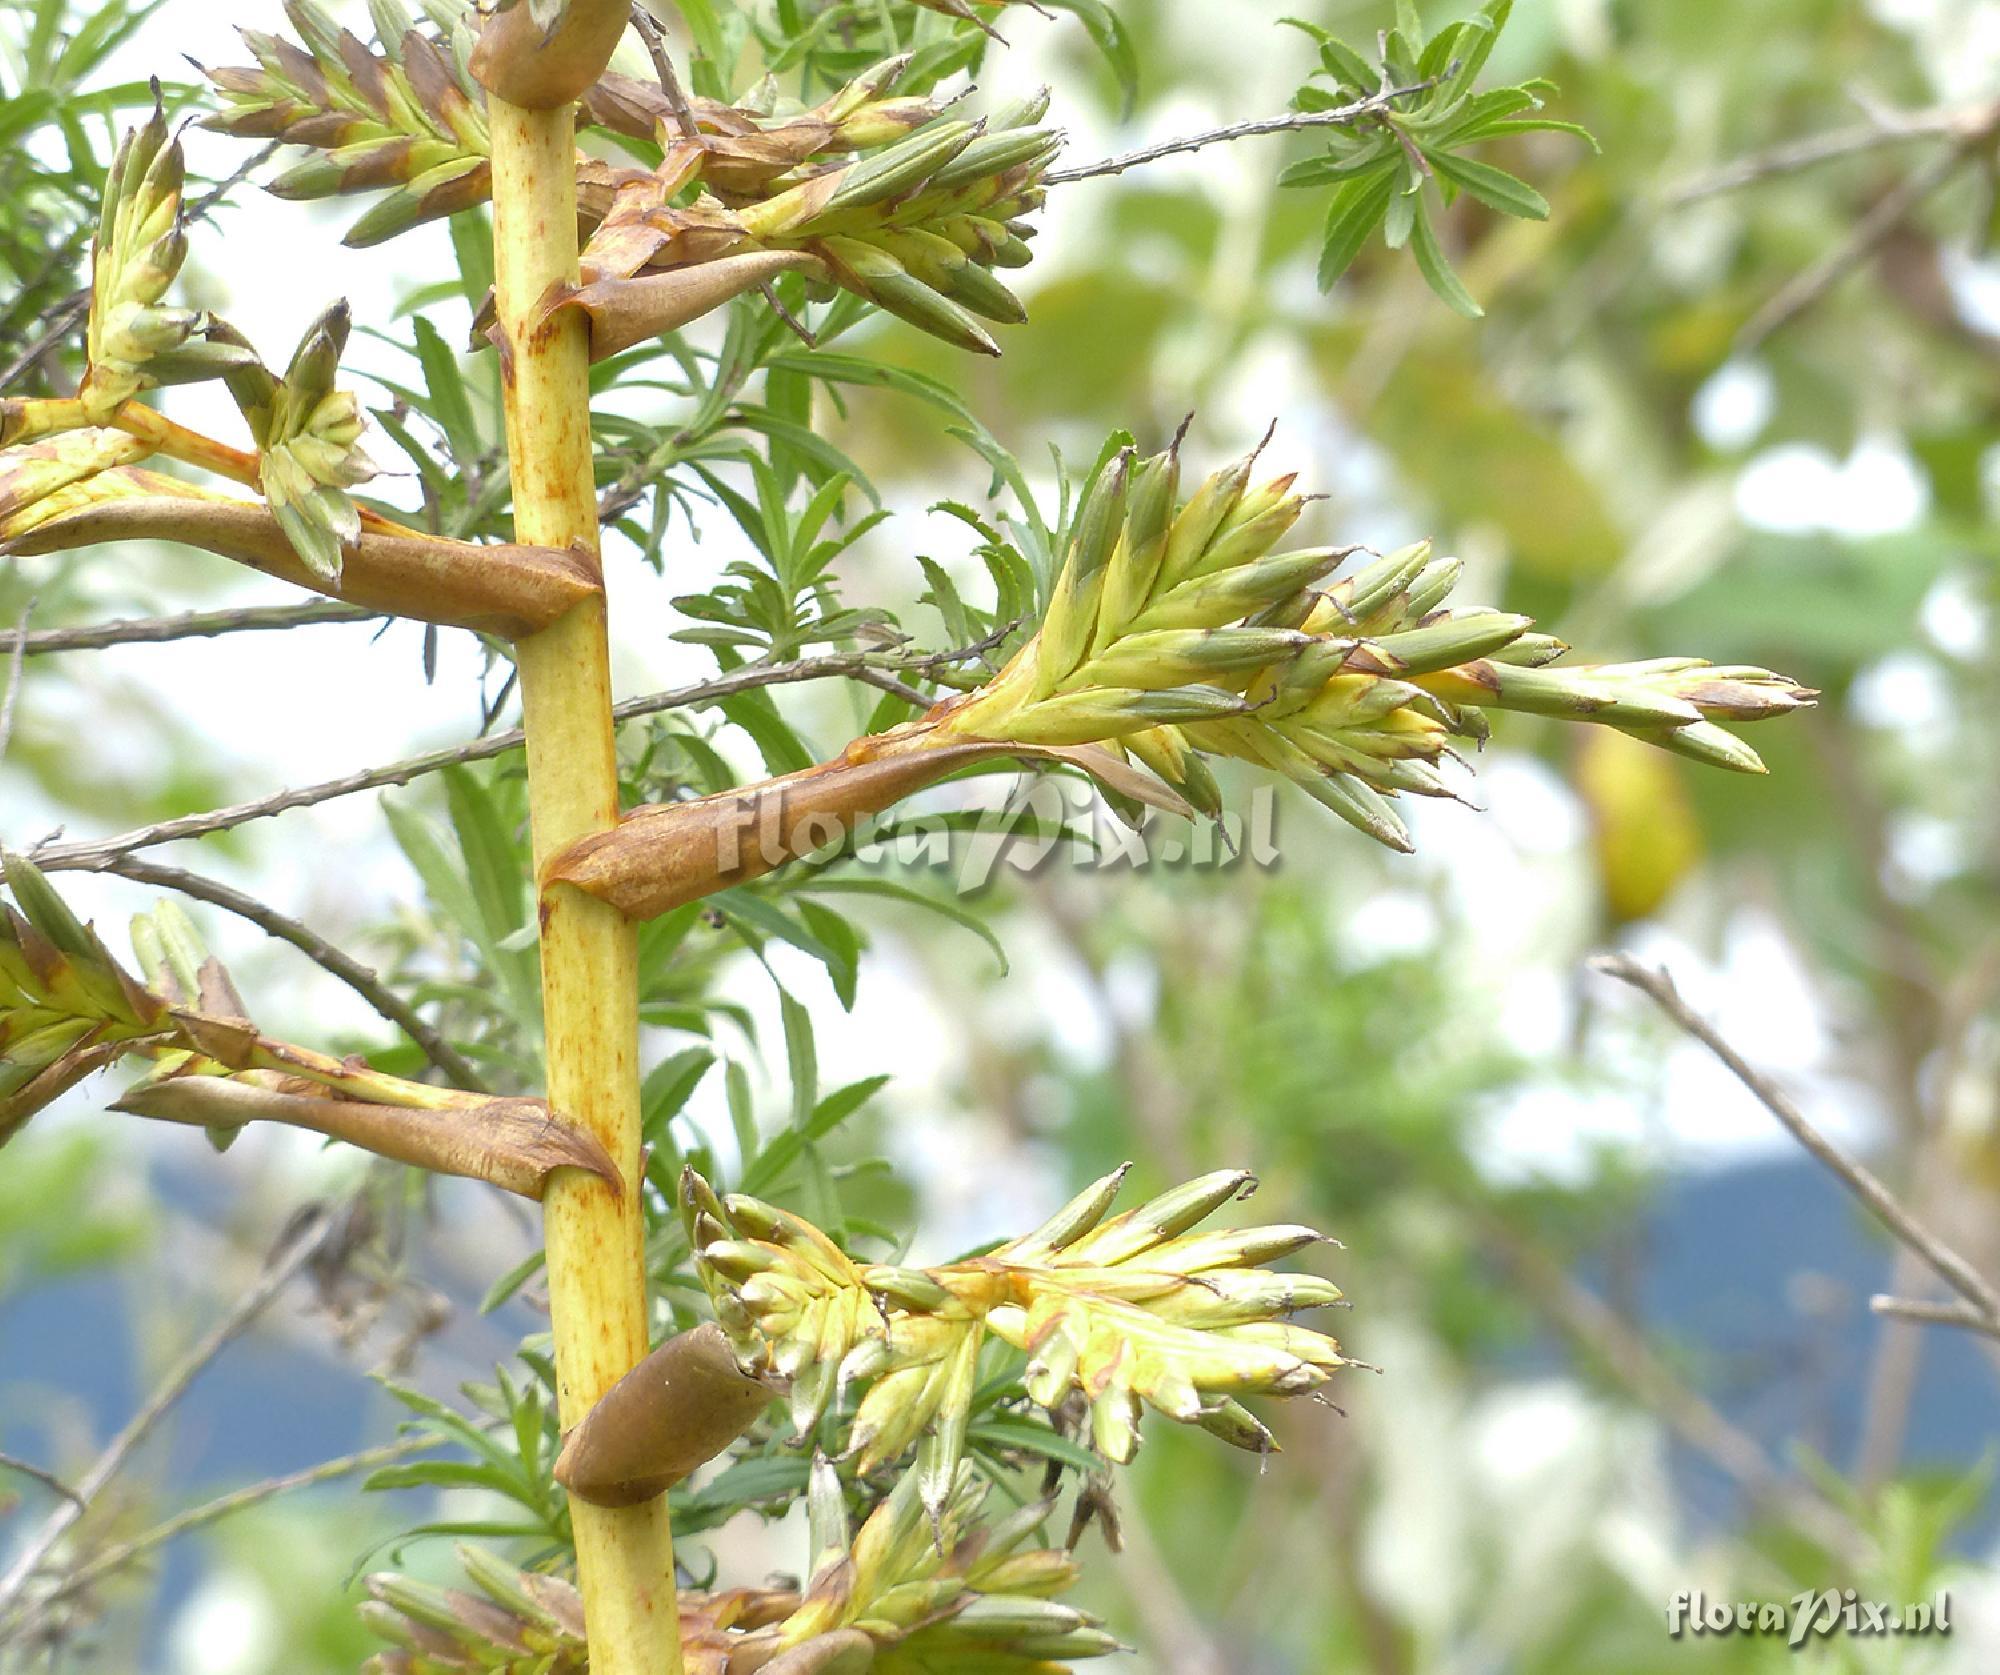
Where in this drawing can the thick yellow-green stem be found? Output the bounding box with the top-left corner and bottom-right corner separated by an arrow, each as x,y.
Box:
487,98 -> 682,1673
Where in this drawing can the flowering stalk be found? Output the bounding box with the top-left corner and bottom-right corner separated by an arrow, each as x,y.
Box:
199,7 -> 1054,359
483,37 -> 681,1675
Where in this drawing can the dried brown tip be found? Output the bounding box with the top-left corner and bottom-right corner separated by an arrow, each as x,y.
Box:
545,251 -> 819,362
471,0 -> 631,111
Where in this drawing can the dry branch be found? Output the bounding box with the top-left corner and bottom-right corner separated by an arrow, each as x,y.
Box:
1,599 -> 375,656
1593,954 -> 2000,1333
12,1438 -> 438,1636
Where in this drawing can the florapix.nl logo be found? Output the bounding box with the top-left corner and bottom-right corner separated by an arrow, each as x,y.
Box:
1667,1589 -> 1950,1649
712,771 -> 1286,897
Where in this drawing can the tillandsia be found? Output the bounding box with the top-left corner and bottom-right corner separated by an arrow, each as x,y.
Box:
684,1162 -> 1347,1512
0,857 -> 610,1194
363,1462 -> 1117,1674
0,107 -> 603,633
198,3 -> 1055,357
201,3 -> 941,241
0,100 -> 404,596
199,0 -> 494,248
544,426 -> 1815,918
0,98 -> 255,450
552,90 -> 1055,359
78,97 -> 259,418
926,428 -> 1816,850
215,303 -> 379,583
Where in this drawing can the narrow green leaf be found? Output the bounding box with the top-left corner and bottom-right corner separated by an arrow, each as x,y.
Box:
1317,170 -> 1398,290
810,1073 -> 890,1139
641,1047 -> 714,1142
1043,0 -> 1139,118
780,990 -> 817,1131
725,1058 -> 758,1173
1427,148 -> 1550,220
1408,201 -> 1484,317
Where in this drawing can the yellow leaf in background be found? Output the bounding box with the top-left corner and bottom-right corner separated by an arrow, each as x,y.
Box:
1573,725 -> 1703,924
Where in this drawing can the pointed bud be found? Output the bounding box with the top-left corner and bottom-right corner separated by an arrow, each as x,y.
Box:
1626,719 -> 1768,774
1031,448 -> 1134,695
1065,627 -> 1310,692
1155,448 -> 1259,591
1011,1163 -> 1133,1255
1128,546 -> 1349,635
815,235 -> 1000,356
1196,1396 -> 1277,1454
834,118 -> 984,209
1064,1169 -> 1256,1265
1360,610 -> 1532,675
1000,683 -> 1253,747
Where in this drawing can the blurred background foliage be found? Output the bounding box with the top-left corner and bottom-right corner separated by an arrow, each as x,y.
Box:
2,0 -> 1999,1670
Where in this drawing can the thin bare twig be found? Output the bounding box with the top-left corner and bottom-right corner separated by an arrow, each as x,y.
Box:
1666,104 -> 1974,204
1592,954 -> 2000,1331
1869,1295 -> 2000,1338
0,593 -> 30,764
1046,81 -> 1437,185
28,654 -> 933,874
631,3 -> 699,137
1736,141 -> 1974,350
1730,97 -> 2000,350
757,280 -> 818,347
0,1204 -> 342,1628
2,600 -> 376,657
0,294 -> 87,395
14,1436 -> 438,1631
92,854 -> 487,1093
0,1455 -> 83,1512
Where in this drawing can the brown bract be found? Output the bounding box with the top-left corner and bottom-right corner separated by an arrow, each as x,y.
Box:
554,1323 -> 773,1507
112,1074 -> 619,1200
471,0 -> 630,111
0,471 -> 599,637
551,251 -> 820,361
546,718 -> 1188,922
